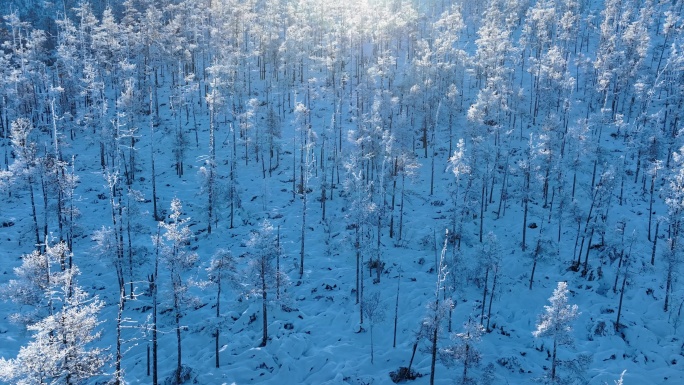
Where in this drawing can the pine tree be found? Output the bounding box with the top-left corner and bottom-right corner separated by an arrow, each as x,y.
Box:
159,198 -> 198,383
533,281 -> 580,382
0,264 -> 107,385
362,291 -> 386,364
441,317 -> 484,384
1,240 -> 70,325
8,117 -> 41,249
206,249 -> 237,367
245,219 -> 288,346
447,138 -> 472,249
424,231 -> 452,385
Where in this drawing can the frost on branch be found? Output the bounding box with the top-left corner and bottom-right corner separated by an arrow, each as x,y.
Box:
0,265 -> 107,385
533,281 -> 579,382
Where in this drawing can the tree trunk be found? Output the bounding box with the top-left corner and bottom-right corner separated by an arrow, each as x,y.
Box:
399,174 -> 405,240
407,338 -> 418,374
486,265 -> 498,331
463,343 -> 470,382
393,272 -> 400,348
360,249 -> 365,325
582,228 -> 595,276
208,109 -> 215,234
480,177 -> 485,243
175,289 -> 182,384
551,337 -> 558,381
300,186 -> 306,279
648,173 -> 654,241
126,202 -> 134,300
665,264 -> 673,312
480,267 -> 489,324
429,325 -> 438,385
277,226 -> 281,300
370,325 -> 375,364
28,175 -> 41,250
150,106 -> 159,221
261,258 -> 268,347
529,258 -> 537,290
115,287 -> 123,385
215,268 -> 221,368
651,221 -> 659,265
355,227 -> 360,304
616,272 -> 627,331
152,233 -> 159,385
522,195 -> 528,251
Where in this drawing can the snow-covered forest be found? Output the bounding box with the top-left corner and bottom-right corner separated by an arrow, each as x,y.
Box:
0,0 -> 683,384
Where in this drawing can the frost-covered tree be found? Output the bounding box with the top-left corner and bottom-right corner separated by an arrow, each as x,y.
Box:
533,281 -> 580,382
469,0 -> 514,134
159,198 -> 198,383
579,166 -> 616,276
344,152 -> 376,317
362,291 -> 386,364
9,117 -> 41,249
441,317 -> 484,384
245,219 -> 288,346
294,100 -> 314,279
424,231 -> 452,385
203,61 -> 225,234
529,223 -> 557,290
662,147 -> 684,312
0,240 -> 70,325
595,0 -> 652,120
447,138 -> 472,250
206,249 -> 237,368
0,264 -> 107,385
477,232 -> 500,329
1,250 -> 51,325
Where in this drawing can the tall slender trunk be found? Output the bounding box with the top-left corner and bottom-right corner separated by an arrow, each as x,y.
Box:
399,173 -> 405,240
486,265 -> 498,331
480,267 -> 489,324
651,221 -> 659,265
393,271 -> 400,348
152,227 -> 159,385
277,226 -> 281,300
665,264 -> 673,312
407,338 -> 418,374
208,108 -> 215,234
429,325 -> 438,385
126,197 -> 133,299
582,228 -> 595,276
529,258 -> 537,290
215,268 -> 221,368
360,248 -> 365,325
300,187 -> 306,279
174,278 -> 182,384
28,175 -> 41,250
616,271 -> 627,331
522,196 -> 529,251
150,97 -> 159,221
355,227 -> 360,304
261,259 -> 268,346
463,342 -> 470,382
648,173 -> 655,241
480,178 -> 485,243
551,337 -> 558,381
370,325 -> 375,364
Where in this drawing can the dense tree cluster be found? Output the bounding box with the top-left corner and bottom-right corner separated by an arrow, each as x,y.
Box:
0,0 -> 683,383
